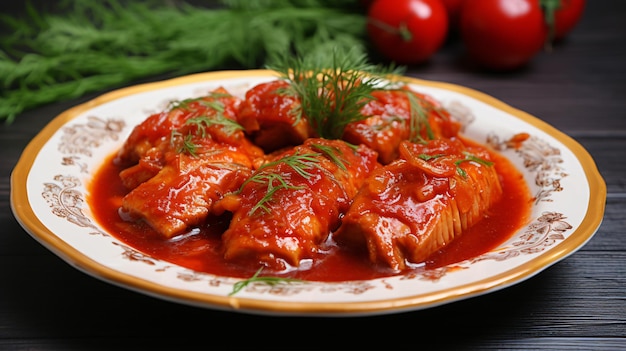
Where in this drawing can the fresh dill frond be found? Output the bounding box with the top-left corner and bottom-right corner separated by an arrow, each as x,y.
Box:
239,152 -> 324,215
406,91 -> 435,143
247,173 -> 305,215
418,153 -> 445,161
455,152 -> 494,178
170,130 -> 198,157
460,152 -> 494,167
265,152 -> 323,179
185,113 -> 243,137
269,49 -> 403,139
167,97 -> 209,112
166,96 -> 243,156
200,100 -> 225,114
229,267 -> 304,296
416,151 -> 493,178
310,143 -> 348,171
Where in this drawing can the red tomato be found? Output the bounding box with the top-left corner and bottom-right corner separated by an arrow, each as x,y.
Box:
552,0 -> 586,41
459,0 -> 548,71
367,0 -> 449,65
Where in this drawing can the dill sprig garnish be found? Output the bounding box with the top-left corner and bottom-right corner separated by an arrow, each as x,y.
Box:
406,91 -> 435,143
167,96 -> 243,156
417,152 -> 494,178
185,114 -> 243,137
310,143 -> 348,171
418,153 -> 446,161
248,173 -> 306,215
455,152 -> 494,178
0,0 -> 369,123
167,93 -> 229,112
229,267 -> 304,296
170,130 -> 199,157
238,143 -> 351,214
269,49 -> 403,139
239,152 -> 324,215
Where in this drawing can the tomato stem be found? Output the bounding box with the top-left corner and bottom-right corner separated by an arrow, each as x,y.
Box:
398,23 -> 413,41
540,0 -> 562,51
368,18 -> 413,42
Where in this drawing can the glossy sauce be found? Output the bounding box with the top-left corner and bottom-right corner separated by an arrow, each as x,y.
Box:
88,142 -> 532,282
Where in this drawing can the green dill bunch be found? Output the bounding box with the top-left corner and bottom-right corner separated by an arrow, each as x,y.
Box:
268,49 -> 404,140
0,0 -> 369,123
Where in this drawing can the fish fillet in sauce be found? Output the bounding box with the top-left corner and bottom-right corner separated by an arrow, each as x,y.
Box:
334,138 -> 503,271
216,138 -> 379,271
115,88 -> 264,237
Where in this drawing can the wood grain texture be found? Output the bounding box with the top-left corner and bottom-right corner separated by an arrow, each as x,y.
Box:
1,0 -> 624,350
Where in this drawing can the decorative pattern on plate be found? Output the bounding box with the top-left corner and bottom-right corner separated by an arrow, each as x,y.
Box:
487,133 -> 568,203
38,97 -> 572,296
470,211 -> 571,263
59,116 -> 125,157
43,175 -> 104,236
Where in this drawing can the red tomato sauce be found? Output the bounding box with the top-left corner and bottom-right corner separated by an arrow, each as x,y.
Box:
88,145 -> 532,282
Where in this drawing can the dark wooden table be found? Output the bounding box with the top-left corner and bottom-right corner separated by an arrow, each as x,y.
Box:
1,1 -> 624,350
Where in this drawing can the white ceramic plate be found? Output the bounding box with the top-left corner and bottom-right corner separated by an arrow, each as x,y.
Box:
11,70 -> 606,317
